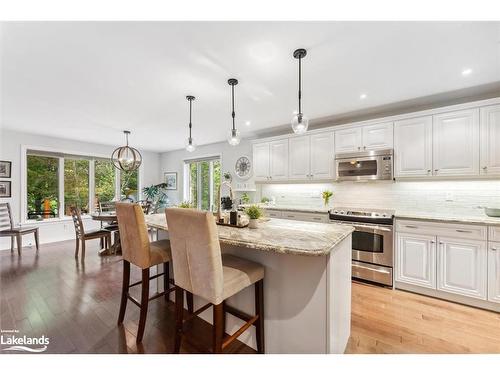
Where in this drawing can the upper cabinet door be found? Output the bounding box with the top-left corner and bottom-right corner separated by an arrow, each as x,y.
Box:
394,116 -> 433,178
488,244 -> 500,303
432,109 -> 480,176
269,139 -> 289,180
437,237 -> 487,300
310,132 -> 335,179
252,142 -> 270,181
288,136 -> 311,180
395,233 -> 436,289
480,104 -> 500,175
362,122 -> 394,151
335,127 -> 362,154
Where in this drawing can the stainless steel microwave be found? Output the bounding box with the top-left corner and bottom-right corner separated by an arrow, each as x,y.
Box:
335,149 -> 393,181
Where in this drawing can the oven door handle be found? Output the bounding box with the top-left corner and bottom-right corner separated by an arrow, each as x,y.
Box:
351,223 -> 392,232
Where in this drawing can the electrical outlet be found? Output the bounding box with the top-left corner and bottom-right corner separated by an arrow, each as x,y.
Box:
445,192 -> 454,202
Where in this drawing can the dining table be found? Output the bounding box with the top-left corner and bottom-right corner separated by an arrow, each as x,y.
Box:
90,212 -> 120,255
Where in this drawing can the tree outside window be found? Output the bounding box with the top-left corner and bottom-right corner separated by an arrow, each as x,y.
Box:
64,158 -> 89,215
120,169 -> 139,201
95,159 -> 116,205
27,155 -> 59,219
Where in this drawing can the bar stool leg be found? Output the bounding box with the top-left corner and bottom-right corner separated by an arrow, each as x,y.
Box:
74,238 -> 80,258
163,262 -> 170,301
186,291 -> 194,314
213,303 -> 224,354
255,279 -> 265,354
174,287 -> 184,353
136,268 -> 150,343
118,260 -> 130,324
34,229 -> 39,251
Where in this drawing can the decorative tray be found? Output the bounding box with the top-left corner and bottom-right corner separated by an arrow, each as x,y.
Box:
216,221 -> 249,228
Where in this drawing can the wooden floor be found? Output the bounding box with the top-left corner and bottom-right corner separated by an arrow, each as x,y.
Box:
1,240 -> 499,354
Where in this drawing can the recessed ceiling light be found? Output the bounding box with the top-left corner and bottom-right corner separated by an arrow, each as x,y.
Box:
462,68 -> 472,76
360,94 -> 367,100
245,121 -> 251,126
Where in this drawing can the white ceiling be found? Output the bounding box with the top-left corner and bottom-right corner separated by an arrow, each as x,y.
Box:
1,21 -> 500,152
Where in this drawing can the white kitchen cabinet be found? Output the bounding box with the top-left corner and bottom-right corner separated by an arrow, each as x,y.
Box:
288,132 -> 334,180
362,122 -> 394,151
310,132 -> 334,179
395,233 -> 436,289
288,136 -> 310,180
480,104 -> 500,176
437,236 -> 487,300
394,116 -> 433,177
253,142 -> 270,181
269,139 -> 289,180
488,242 -> 500,303
334,127 -> 362,153
432,109 -> 480,176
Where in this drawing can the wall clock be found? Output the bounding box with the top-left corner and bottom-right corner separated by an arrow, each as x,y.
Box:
235,156 -> 251,180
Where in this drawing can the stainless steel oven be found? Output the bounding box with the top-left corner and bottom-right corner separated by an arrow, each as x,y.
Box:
329,208 -> 394,287
335,149 -> 393,181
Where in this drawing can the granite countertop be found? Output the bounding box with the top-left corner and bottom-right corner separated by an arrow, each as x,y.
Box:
145,214 -> 354,256
394,211 -> 500,226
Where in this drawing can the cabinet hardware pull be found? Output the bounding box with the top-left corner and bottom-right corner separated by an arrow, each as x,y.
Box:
363,146 -> 366,150
405,225 -> 418,229
430,240 -> 435,244
439,242 -> 443,245
434,169 -> 439,172
456,229 -> 472,233
427,169 -> 431,173
483,166 -> 488,170
491,247 -> 497,251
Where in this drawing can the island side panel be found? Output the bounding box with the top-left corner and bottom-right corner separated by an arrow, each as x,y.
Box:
196,244 -> 330,353
326,235 -> 352,354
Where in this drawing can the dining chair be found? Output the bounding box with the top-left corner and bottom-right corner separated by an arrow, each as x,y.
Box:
115,202 -> 177,343
70,206 -> 111,259
165,208 -> 265,354
0,203 -> 39,255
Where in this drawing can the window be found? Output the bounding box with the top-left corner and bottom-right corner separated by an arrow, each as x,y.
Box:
95,159 -> 116,205
64,158 -> 90,215
27,155 -> 59,219
120,169 -> 139,201
24,148 -> 141,221
185,157 -> 221,211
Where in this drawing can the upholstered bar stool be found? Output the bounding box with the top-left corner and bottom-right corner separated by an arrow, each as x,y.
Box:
115,202 -> 176,343
165,208 -> 265,354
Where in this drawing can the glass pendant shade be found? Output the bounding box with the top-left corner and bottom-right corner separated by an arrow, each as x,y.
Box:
111,131 -> 142,172
185,137 -> 196,152
227,128 -> 241,146
291,113 -> 309,134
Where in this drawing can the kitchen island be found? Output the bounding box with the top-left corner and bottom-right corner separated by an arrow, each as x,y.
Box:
145,214 -> 354,354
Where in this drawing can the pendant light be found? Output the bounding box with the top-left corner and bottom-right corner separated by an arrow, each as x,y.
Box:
291,48 -> 309,134
227,78 -> 241,146
185,95 -> 196,152
111,130 -> 142,172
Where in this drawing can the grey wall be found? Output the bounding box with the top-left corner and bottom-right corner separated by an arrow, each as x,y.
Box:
160,139 -> 254,205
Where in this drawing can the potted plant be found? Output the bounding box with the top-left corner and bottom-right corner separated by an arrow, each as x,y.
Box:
245,205 -> 263,229
142,183 -> 169,213
178,201 -> 194,208
241,192 -> 251,204
322,190 -> 333,207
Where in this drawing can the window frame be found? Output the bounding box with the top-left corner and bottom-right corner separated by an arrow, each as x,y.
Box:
21,145 -> 142,224
183,153 -> 222,211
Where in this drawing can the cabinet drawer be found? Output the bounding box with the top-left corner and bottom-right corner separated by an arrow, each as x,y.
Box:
489,226 -> 500,242
282,211 -> 327,223
396,219 -> 487,241
264,210 -> 282,218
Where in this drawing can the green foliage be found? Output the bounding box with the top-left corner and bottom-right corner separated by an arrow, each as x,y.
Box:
95,160 -> 116,203
240,192 -> 251,204
142,183 -> 169,213
27,155 -> 59,215
245,204 -> 263,220
188,159 -> 221,211
120,169 -> 138,201
260,196 -> 270,204
322,190 -> 333,205
178,201 -> 194,208
64,159 -> 89,214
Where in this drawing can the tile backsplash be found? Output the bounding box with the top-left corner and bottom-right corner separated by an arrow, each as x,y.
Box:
259,180 -> 500,216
